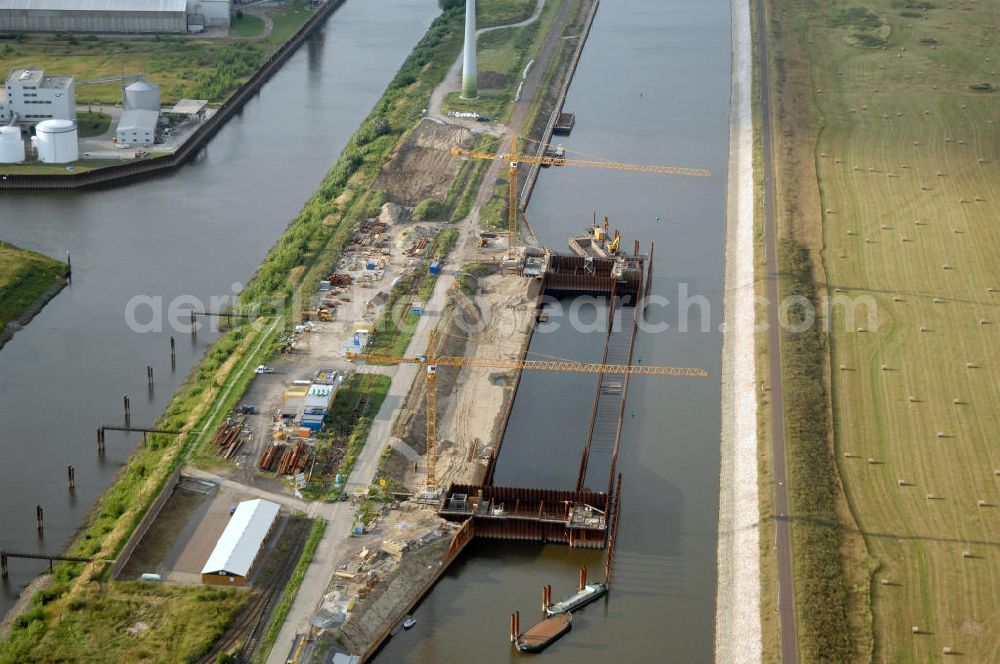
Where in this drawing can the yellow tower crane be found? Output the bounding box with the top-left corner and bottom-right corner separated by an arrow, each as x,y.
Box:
451,137 -> 712,246
358,331 -> 708,490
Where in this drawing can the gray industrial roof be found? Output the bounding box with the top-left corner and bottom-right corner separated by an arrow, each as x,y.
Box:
7,69 -> 74,90
117,109 -> 158,133
0,0 -> 186,12
169,98 -> 207,115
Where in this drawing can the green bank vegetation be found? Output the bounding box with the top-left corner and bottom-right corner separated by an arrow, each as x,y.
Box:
0,242 -> 66,335
765,0 -> 1000,660
778,239 -> 853,662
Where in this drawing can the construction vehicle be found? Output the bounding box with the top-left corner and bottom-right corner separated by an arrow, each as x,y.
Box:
451,137 -> 711,245
356,331 -> 708,491
303,308 -> 333,322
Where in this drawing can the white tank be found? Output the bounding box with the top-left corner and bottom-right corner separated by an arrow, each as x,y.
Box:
34,119 -> 79,164
124,80 -> 161,112
0,126 -> 25,163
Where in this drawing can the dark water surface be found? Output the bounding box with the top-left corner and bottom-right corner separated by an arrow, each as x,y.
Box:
377,0 -> 730,661
0,0 -> 439,615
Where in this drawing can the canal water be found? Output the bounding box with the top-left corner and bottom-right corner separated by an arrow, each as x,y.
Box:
0,0 -> 440,615
377,0 -> 731,661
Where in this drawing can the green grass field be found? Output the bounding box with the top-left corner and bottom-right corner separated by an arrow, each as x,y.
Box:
230,12 -> 265,38
476,0 -> 536,28
76,110 -> 112,137
787,0 -> 1000,659
1,583 -> 247,664
0,242 -> 66,335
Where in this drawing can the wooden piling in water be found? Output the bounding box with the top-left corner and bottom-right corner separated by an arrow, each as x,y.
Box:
35,504 -> 43,531
68,465 -> 75,490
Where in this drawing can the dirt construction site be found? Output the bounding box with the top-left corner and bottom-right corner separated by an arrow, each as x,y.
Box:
374,119 -> 476,206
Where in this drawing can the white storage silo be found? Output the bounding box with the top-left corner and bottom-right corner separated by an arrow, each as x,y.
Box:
34,119 -> 78,164
124,80 -> 161,112
0,126 -> 25,163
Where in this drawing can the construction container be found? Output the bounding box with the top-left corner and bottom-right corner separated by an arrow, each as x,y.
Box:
429,261 -> 441,275
300,416 -> 324,432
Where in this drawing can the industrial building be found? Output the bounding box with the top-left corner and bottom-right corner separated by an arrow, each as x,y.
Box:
124,79 -> 161,112
185,0 -> 228,29
2,69 -> 76,125
0,125 -> 25,163
33,118 -> 78,163
116,109 -> 158,146
300,382 -> 337,432
0,0 -> 188,33
201,498 -> 280,586
0,0 -> 231,34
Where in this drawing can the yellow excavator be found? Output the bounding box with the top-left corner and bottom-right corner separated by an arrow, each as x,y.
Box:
590,217 -> 621,255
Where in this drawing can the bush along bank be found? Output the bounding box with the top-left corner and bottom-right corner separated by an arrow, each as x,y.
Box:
778,238 -> 854,662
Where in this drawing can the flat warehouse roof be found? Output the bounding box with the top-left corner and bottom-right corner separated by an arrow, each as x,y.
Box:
0,0 -> 186,11
201,499 -> 280,578
169,99 -> 208,115
117,109 -> 158,133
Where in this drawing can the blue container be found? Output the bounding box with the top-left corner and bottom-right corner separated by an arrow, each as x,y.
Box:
429,261 -> 441,275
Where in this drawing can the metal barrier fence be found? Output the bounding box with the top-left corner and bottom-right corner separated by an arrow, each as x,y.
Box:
109,464 -> 183,579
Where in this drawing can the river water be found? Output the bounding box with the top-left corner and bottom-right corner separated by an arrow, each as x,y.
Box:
0,0 -> 439,615
377,0 -> 731,661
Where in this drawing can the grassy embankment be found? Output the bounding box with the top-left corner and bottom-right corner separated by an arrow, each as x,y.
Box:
764,0 -> 1000,661
0,5 -> 473,662
0,242 -> 67,336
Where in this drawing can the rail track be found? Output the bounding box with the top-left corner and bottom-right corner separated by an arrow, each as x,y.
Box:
198,520 -> 312,663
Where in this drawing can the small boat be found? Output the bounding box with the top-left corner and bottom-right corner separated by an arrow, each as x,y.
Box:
402,615 -> 416,630
515,613 -> 572,652
544,582 -> 608,617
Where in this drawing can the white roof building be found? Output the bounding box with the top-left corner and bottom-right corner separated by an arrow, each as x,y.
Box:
201,498 -> 280,581
116,108 -> 159,146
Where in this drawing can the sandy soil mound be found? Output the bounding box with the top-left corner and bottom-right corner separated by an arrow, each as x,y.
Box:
374,119 -> 475,206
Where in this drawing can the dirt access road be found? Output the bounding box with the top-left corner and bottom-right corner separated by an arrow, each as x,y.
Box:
755,0 -> 799,661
